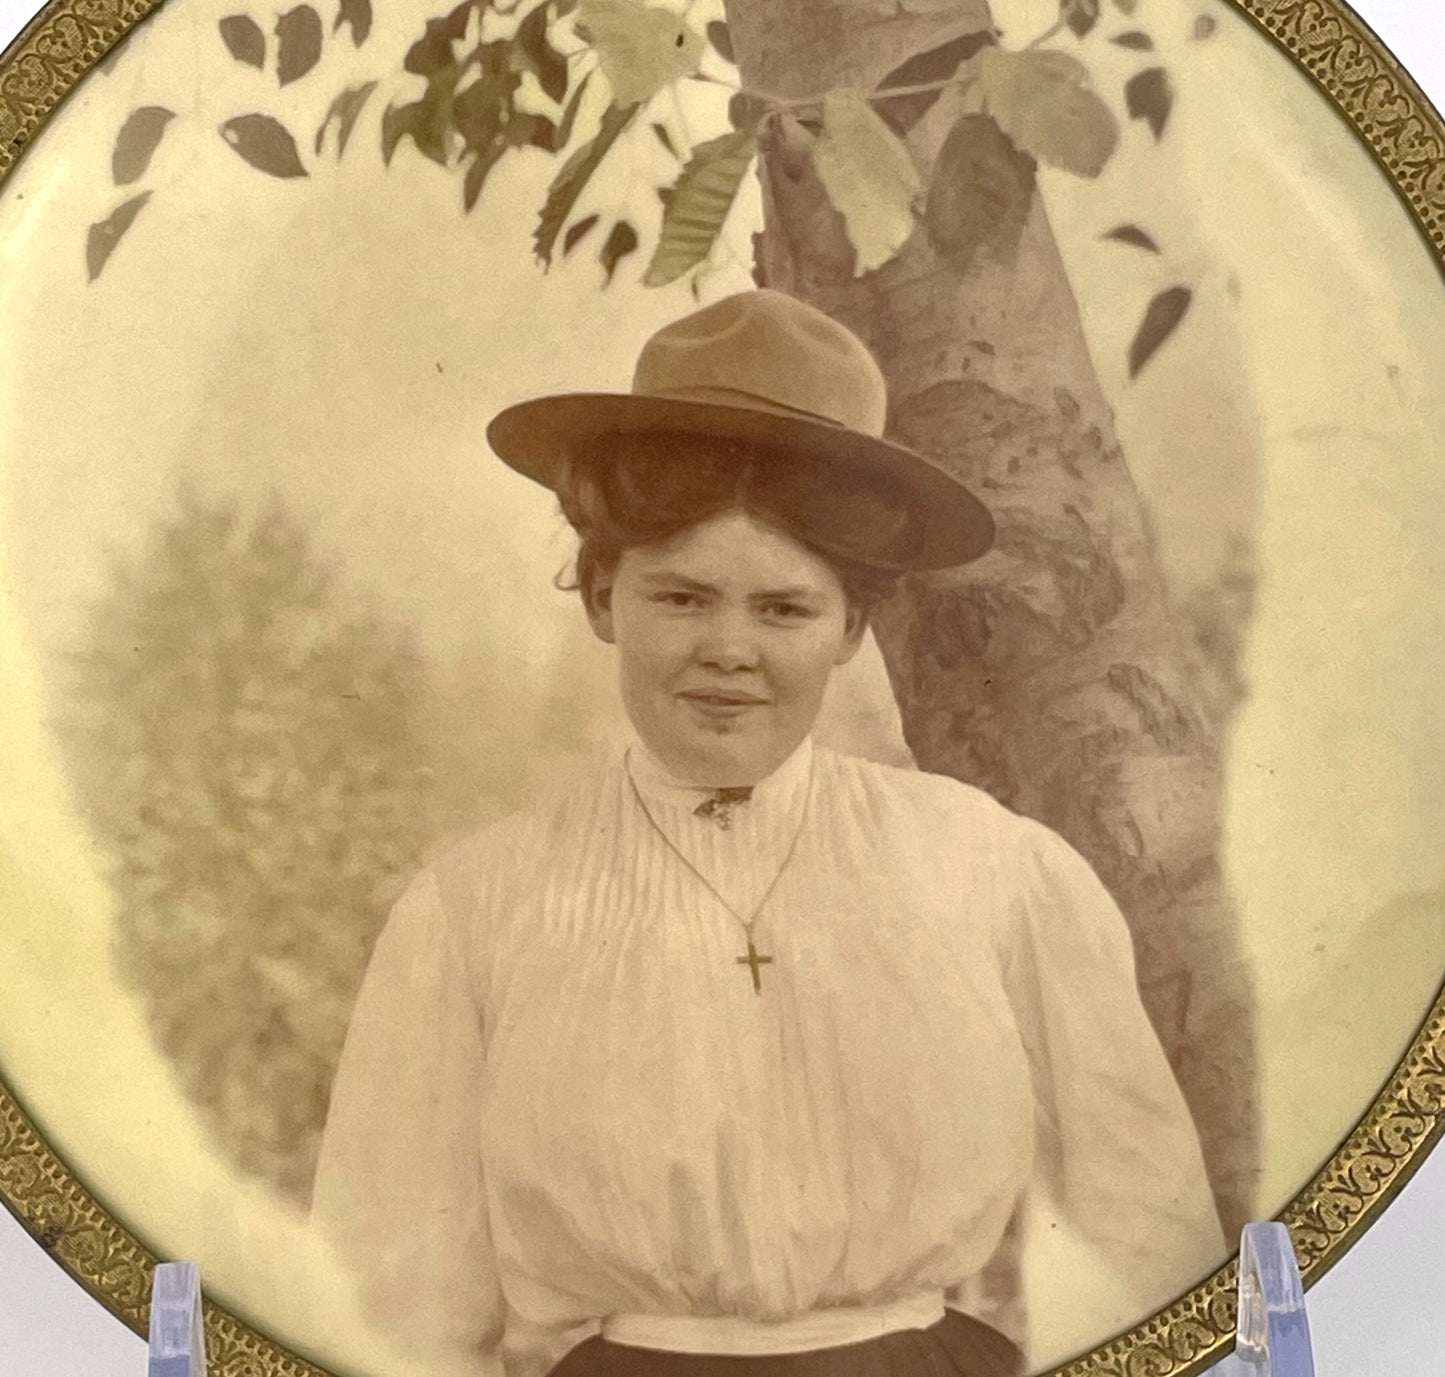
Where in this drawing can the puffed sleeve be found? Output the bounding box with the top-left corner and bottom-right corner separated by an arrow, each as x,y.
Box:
998,816 -> 1226,1312
311,865 -> 506,1376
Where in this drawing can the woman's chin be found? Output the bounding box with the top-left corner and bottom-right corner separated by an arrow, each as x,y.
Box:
651,732 -> 791,789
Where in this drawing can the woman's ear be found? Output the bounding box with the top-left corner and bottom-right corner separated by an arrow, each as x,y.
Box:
833,605 -> 868,666
584,575 -> 616,645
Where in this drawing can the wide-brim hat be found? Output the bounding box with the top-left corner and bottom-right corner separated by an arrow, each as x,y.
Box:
486,289 -> 994,569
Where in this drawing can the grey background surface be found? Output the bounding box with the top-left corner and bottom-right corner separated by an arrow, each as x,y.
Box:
0,1 -> 1442,1373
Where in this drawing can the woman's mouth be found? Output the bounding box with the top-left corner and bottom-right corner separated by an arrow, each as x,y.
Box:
676,690 -> 770,716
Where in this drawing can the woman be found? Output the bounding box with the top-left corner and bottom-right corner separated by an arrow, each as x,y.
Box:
311,290 -> 1225,1377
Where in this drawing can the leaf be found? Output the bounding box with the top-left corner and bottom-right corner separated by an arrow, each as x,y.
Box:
600,219 -> 639,284
314,80 -> 376,156
382,101 -> 419,163
463,91 -> 561,203
382,100 -> 445,165
1102,222 -> 1159,252
705,19 -> 733,63
514,3 -> 569,103
651,121 -> 677,157
552,71 -> 593,149
506,111 -> 561,153
463,144 -> 507,209
452,70 -> 517,154
1128,285 -> 1191,378
334,0 -> 372,46
276,6 -> 323,85
382,63 -> 464,166
534,101 -> 638,265
219,14 -> 265,67
576,0 -> 705,107
112,106 -> 174,185
875,31 -> 990,135
1061,0 -> 1100,39
923,112 -> 1037,271
728,91 -> 766,132
1110,29 -> 1154,49
563,212 -> 600,254
220,113 -> 309,177
86,191 -> 152,281
976,47 -> 1118,177
1126,66 -> 1173,138
1192,14 -> 1217,39
811,89 -> 922,276
643,126 -> 755,286
404,0 -> 474,76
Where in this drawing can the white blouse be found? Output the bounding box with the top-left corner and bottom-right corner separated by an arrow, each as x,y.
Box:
311,739 -> 1224,1376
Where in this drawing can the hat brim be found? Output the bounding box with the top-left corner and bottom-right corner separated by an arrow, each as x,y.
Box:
486,393 -> 995,570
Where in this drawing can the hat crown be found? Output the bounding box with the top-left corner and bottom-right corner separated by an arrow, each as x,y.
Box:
630,289 -> 888,437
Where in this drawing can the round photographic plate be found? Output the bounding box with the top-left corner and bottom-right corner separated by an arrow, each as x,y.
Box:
1,0 -> 1444,1374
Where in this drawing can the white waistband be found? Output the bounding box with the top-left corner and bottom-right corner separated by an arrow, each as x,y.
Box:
601,1292 -> 947,1356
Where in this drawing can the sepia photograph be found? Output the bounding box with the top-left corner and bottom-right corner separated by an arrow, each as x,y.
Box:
1,0 -> 1444,1372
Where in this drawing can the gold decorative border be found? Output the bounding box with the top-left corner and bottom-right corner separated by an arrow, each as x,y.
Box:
3,0 -> 1445,1373
0,0 -> 163,176
0,1080 -> 335,1375
1235,0 -> 1445,260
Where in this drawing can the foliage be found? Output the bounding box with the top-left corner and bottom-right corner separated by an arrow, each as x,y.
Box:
575,0 -> 704,106
56,490 -> 439,1202
644,125 -> 756,284
219,13 -> 266,68
1128,284 -> 1192,377
972,48 -> 1117,177
1102,222 -> 1159,253
111,106 -> 174,184
924,113 -> 1036,272
1125,65 -> 1173,138
533,97 -> 637,263
1061,0 -> 1099,40
599,216 -> 639,281
811,90 -> 923,275
221,113 -> 311,177
276,5 -> 325,85
86,0 -> 1214,373
315,80 -> 379,156
86,191 -> 151,281
335,0 -> 374,46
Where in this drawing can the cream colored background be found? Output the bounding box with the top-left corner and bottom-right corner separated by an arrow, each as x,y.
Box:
1,0 -> 1444,1371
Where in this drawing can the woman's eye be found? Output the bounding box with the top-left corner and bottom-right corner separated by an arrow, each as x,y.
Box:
763,601 -> 816,620
653,591 -> 699,607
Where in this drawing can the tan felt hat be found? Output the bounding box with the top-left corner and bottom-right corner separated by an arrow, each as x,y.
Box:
486,289 -> 994,569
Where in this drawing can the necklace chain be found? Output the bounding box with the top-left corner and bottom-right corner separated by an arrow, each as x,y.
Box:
623,751 -> 815,942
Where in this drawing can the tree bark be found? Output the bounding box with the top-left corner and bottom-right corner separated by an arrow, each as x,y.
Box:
724,0 -> 1259,1289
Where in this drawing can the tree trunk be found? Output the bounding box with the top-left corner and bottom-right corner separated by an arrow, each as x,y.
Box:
724,0 -> 1259,1297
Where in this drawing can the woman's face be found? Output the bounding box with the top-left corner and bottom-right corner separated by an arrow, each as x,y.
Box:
587,507 -> 867,787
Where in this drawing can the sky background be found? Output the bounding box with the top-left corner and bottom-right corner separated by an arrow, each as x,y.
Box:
2,0 -> 1445,1373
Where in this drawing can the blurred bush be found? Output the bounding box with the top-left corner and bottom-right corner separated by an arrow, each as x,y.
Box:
57,487 -> 439,1204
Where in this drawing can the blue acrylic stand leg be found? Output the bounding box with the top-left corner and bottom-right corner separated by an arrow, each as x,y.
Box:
1221,1223 -> 1316,1377
148,1261 -> 207,1377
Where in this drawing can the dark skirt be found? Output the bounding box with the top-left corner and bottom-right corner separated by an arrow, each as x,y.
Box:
545,1310 -> 1024,1377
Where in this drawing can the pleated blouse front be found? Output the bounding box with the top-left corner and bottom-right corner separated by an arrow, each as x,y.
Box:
311,741 -> 1224,1376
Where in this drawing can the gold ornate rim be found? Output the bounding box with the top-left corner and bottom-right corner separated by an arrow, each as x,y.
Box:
3,0 -> 1445,1373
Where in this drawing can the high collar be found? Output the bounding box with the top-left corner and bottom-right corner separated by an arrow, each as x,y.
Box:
623,735 -> 815,820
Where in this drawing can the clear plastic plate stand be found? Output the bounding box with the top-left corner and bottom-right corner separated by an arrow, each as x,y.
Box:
137,1229 -> 1311,1377
1220,1222 -> 1316,1377
148,1261 -> 207,1377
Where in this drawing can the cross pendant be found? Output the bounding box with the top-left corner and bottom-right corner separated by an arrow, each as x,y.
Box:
736,937 -> 774,995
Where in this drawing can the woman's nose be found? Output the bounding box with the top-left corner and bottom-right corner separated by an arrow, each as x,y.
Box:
695,610 -> 760,672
